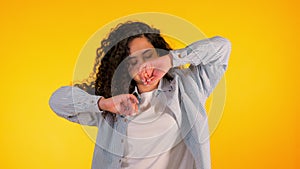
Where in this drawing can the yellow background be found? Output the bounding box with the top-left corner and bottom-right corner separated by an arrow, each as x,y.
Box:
0,0 -> 298,169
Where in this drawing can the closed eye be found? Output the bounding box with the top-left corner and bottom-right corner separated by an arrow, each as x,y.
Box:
128,59 -> 137,66
143,50 -> 154,59
144,54 -> 153,59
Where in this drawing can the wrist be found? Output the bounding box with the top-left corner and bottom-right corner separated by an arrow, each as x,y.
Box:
98,97 -> 106,111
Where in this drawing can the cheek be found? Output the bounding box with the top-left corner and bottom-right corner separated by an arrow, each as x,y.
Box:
128,69 -> 141,82
128,66 -> 143,83
128,65 -> 138,77
128,60 -> 143,77
133,75 -> 141,82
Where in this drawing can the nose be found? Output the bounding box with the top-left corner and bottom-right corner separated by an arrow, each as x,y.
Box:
136,58 -> 147,69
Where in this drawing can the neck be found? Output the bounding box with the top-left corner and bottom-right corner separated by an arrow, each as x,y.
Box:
137,81 -> 159,94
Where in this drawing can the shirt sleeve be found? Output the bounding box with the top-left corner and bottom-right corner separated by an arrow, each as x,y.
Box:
169,36 -> 232,97
48,86 -> 103,126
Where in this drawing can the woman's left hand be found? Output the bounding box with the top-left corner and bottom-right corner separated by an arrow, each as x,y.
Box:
138,54 -> 173,85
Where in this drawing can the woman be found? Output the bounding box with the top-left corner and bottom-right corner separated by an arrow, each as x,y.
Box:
49,21 -> 231,169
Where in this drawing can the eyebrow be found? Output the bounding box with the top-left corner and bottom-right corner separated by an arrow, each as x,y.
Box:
142,49 -> 152,55
129,49 -> 153,59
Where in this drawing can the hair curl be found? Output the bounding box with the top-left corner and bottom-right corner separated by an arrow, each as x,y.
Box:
74,21 -> 173,122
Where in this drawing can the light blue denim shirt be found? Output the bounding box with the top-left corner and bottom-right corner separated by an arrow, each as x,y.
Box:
49,36 -> 231,169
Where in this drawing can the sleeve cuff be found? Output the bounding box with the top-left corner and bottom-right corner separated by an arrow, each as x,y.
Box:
169,48 -> 190,68
90,95 -> 103,113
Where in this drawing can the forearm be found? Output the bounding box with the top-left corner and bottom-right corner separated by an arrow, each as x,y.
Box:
169,36 -> 231,68
169,36 -> 232,97
49,86 -> 103,126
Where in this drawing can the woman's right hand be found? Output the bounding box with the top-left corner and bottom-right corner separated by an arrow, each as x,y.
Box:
98,94 -> 139,116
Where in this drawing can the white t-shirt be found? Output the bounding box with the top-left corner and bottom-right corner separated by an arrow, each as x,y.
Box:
121,89 -> 195,169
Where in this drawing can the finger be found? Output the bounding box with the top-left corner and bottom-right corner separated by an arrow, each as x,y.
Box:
147,76 -> 155,82
134,103 -> 138,113
130,98 -> 139,113
128,94 -> 139,104
131,109 -> 138,116
144,72 -> 149,79
130,112 -> 137,116
138,69 -> 146,84
125,97 -> 136,115
148,68 -> 166,84
141,66 -> 151,79
139,64 -> 149,83
126,95 -> 139,116
123,105 -> 131,116
147,76 -> 160,85
127,104 -> 136,116
145,66 -> 154,79
123,96 -> 134,115
140,68 -> 152,85
118,102 -> 126,115
143,66 -> 150,82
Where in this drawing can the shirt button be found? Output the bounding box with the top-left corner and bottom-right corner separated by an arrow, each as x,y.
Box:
124,118 -> 127,122
119,159 -> 122,163
121,139 -> 124,143
178,54 -> 182,58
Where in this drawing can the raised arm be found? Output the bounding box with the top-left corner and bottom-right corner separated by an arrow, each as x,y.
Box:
48,86 -> 103,126
49,85 -> 140,125
170,36 -> 232,97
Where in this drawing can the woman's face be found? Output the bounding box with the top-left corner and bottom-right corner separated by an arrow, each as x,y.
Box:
127,36 -> 159,84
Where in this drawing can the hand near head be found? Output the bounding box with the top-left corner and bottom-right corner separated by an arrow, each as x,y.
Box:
97,54 -> 172,116
138,54 -> 173,85
98,94 -> 139,116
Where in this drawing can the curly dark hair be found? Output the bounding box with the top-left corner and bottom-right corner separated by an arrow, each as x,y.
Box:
74,21 -> 173,122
